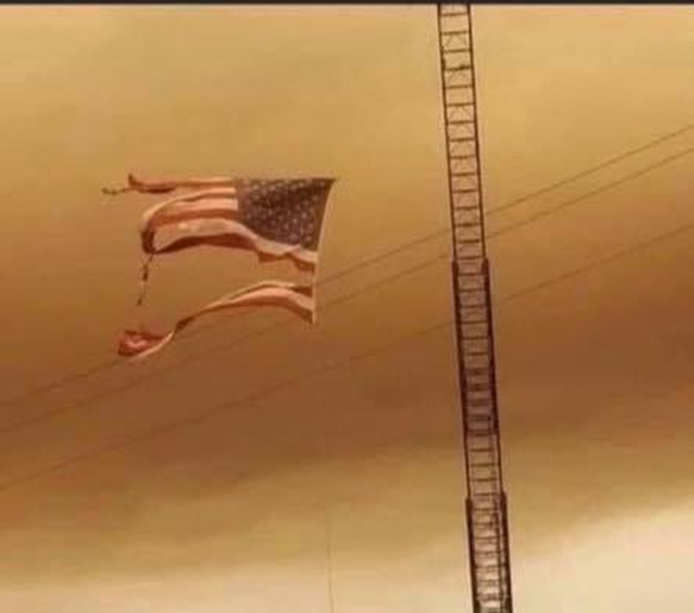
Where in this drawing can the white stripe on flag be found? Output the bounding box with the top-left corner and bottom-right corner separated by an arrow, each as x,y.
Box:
140,187 -> 239,231
145,216 -> 318,268
118,281 -> 315,360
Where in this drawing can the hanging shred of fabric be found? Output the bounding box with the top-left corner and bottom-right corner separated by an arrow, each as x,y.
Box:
104,173 -> 335,360
136,254 -> 154,307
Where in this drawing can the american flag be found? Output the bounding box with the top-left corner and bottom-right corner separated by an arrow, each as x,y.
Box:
105,174 -> 335,359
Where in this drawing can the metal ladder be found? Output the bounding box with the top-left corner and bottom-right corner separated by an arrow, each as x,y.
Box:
436,5 -> 514,613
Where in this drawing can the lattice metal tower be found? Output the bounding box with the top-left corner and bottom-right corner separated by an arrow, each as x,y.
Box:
436,5 -> 514,613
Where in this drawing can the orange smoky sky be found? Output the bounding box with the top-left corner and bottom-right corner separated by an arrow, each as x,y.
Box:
0,5 -> 692,613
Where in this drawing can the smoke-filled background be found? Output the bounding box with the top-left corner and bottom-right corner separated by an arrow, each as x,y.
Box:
0,5 -> 692,612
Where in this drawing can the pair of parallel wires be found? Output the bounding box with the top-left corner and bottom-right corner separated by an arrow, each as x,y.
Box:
0,123 -> 691,495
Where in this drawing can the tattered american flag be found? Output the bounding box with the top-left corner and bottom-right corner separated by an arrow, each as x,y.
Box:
105,174 -> 335,359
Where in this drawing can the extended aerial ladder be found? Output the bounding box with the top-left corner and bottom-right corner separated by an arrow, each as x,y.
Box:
435,5 -> 514,613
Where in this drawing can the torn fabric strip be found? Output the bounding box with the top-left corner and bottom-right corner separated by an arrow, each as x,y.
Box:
118,281 -> 315,360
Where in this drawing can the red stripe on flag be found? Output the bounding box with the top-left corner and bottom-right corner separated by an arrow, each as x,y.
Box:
118,281 -> 316,360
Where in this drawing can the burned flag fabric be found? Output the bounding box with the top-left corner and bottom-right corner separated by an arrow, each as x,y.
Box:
118,281 -> 316,360
105,174 -> 335,360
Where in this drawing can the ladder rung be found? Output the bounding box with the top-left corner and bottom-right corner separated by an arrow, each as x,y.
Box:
472,510 -> 500,517
468,447 -> 496,460
467,417 -> 494,425
466,390 -> 493,399
467,409 -> 494,418
467,431 -> 494,439
466,410 -> 494,418
472,509 -> 500,516
472,510 -> 501,524
452,187 -> 479,194
468,413 -> 492,420
476,552 -> 506,561
442,45 -> 471,53
467,397 -> 493,406
446,64 -> 473,71
474,536 -> 501,544
454,224 -> 480,233
476,548 -> 506,557
464,368 -> 492,376
475,548 -> 505,556
467,379 -> 492,388
467,393 -> 492,402
445,54 -> 472,61
459,308 -> 486,317
473,493 -> 502,501
467,429 -> 495,437
454,209 -> 482,217
472,507 -> 500,515
467,393 -> 493,401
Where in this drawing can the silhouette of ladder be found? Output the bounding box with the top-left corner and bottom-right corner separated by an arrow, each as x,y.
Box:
436,5 -> 514,613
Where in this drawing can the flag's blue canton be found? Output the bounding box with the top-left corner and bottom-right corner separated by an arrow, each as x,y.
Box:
237,179 -> 333,250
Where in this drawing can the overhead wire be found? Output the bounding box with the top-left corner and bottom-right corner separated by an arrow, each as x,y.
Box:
0,215 -> 693,495
1,123 -> 691,409
0,253 -> 449,436
0,146 -> 692,437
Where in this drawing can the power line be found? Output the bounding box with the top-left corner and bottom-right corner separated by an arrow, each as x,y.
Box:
0,254 -> 448,436
0,217 -> 692,494
0,147 -> 691,437
491,147 -> 693,238
487,123 -> 693,216
0,323 -> 453,495
501,219 -> 694,305
0,125 -> 691,409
